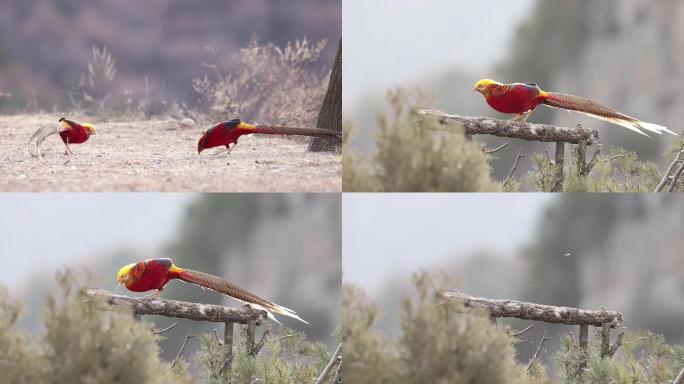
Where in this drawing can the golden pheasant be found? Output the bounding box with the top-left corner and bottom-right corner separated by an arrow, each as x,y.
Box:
473,79 -> 676,136
197,118 -> 340,154
117,258 -> 309,325
28,117 -> 96,157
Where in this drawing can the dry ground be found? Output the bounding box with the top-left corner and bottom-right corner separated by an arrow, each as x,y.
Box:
0,115 -> 341,192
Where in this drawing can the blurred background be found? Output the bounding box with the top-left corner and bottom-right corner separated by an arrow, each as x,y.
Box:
0,193 -> 341,359
343,193 -> 684,371
344,0 -> 683,176
0,0 -> 340,113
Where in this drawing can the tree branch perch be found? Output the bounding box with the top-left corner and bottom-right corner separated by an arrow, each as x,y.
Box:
416,109 -> 599,145
443,292 -> 622,327
85,288 -> 267,325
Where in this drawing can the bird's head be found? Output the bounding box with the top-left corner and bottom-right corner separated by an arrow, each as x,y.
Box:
82,123 -> 96,136
117,262 -> 138,286
197,129 -> 209,154
472,79 -> 500,94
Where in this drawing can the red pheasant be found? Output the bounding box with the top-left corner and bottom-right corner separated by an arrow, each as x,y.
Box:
117,258 -> 309,325
28,117 -> 96,157
473,79 -> 676,136
197,118 -> 340,154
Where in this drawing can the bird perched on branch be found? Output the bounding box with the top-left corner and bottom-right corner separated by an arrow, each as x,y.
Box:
28,117 -> 96,157
117,258 -> 308,325
473,79 -> 676,137
197,118 -> 340,154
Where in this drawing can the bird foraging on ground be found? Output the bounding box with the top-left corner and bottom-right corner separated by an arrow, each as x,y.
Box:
117,258 -> 309,325
197,118 -> 340,154
28,117 -> 96,157
472,79 -> 676,137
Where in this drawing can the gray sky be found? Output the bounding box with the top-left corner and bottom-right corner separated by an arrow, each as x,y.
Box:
0,193 -> 193,292
342,194 -> 553,293
343,0 -> 534,119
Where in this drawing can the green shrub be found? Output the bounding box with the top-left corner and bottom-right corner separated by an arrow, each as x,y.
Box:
343,89 -> 498,192
555,330 -> 684,383
342,273 -> 549,384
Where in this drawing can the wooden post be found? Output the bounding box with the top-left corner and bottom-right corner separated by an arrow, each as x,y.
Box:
579,324 -> 589,378
600,323 -> 611,358
577,135 -> 587,176
246,320 -> 257,356
552,141 -> 565,192
223,321 -> 234,372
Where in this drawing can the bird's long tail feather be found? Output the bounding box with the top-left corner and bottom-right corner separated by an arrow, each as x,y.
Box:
27,123 -> 62,153
252,124 -> 340,138
176,269 -> 309,325
542,92 -> 676,136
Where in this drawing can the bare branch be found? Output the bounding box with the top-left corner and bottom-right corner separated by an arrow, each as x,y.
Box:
674,367 -> 684,384
527,329 -> 550,371
510,323 -> 535,337
668,159 -> 684,193
416,109 -> 599,145
316,343 -> 343,384
86,288 -> 267,325
171,327 -> 194,368
584,144 -> 603,174
656,150 -> 684,192
608,328 -> 625,357
502,147 -> 527,188
443,292 -> 623,327
152,322 -> 178,334
483,141 -> 510,154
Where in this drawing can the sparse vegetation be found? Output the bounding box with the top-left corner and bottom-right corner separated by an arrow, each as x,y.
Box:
0,270 -> 338,384
342,273 -> 549,384
196,328 -> 331,384
342,271 -> 684,383
192,37 -> 328,126
343,89 -> 499,192
344,88 -> 681,192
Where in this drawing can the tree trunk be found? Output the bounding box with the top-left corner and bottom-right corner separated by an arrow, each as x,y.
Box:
309,39 -> 342,152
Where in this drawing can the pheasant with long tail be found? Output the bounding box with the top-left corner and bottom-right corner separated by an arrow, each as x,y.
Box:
473,79 -> 676,137
117,258 -> 308,325
28,117 -> 96,157
197,118 -> 340,154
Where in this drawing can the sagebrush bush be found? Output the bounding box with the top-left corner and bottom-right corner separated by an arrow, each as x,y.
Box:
342,273 -> 549,384
0,286 -> 42,384
196,327 -> 331,384
555,330 -> 684,383
343,89 -> 498,192
42,270 -> 188,384
192,37 -> 328,126
70,45 -> 117,114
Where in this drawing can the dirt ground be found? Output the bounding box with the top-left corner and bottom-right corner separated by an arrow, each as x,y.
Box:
0,115 -> 341,192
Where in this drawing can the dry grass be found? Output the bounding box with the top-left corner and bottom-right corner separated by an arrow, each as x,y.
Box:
192,37 -> 328,126
1,115 -> 340,192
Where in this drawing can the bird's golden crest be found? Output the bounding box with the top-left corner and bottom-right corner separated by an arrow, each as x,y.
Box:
82,123 -> 96,135
472,79 -> 501,93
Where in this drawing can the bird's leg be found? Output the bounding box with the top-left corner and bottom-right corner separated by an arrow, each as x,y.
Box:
507,114 -> 523,123
520,110 -> 534,124
226,144 -> 235,155
143,289 -> 162,299
64,138 -> 73,155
